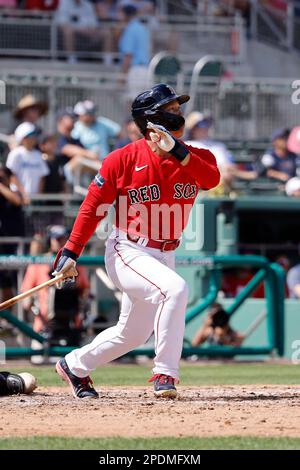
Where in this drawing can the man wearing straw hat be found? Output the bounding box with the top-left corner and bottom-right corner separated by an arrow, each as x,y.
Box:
13,94 -> 48,130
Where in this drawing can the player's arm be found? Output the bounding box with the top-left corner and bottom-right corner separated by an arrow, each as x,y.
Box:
147,123 -> 220,190
52,152 -> 120,284
181,145 -> 220,190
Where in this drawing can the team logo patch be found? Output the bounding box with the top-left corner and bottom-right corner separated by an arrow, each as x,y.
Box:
94,174 -> 105,188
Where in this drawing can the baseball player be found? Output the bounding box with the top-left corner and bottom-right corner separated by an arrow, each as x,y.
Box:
0,371 -> 37,396
53,84 -> 220,399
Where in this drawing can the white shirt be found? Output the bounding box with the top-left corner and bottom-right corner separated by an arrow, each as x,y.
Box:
185,139 -> 234,167
6,146 -> 49,195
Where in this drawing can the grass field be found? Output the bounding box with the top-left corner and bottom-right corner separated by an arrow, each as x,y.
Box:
1,436 -> 300,450
7,362 -> 300,386
1,362 -> 300,450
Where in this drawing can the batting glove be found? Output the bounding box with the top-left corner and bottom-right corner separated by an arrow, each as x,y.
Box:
52,247 -> 78,289
147,122 -> 189,162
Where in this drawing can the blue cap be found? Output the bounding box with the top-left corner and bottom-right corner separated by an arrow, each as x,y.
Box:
271,128 -> 290,142
195,118 -> 213,129
56,108 -> 76,121
122,4 -> 138,16
48,225 -> 69,239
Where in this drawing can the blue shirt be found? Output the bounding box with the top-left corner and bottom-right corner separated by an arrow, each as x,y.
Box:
119,18 -> 150,66
261,149 -> 298,178
72,117 -> 121,160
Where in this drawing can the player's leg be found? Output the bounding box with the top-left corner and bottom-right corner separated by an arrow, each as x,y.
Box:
57,238 -> 188,397
65,292 -> 157,377
103,239 -> 188,381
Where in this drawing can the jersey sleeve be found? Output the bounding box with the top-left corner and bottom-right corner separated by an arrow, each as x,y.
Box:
183,144 -> 220,190
64,150 -> 121,256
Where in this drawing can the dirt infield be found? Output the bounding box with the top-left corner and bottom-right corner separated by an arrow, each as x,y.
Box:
1,385 -> 300,438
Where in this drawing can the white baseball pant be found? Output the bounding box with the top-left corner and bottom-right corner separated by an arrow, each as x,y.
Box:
65,230 -> 189,380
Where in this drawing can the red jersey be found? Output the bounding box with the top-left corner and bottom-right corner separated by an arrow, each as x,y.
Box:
65,138 -> 220,256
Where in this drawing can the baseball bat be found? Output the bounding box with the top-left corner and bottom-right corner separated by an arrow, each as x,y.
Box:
0,273 -> 65,311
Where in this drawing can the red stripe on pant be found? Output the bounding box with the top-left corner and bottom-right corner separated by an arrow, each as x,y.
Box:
113,240 -> 166,354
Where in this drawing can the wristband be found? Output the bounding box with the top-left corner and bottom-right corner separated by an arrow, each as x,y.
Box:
61,248 -> 78,261
169,140 -> 189,162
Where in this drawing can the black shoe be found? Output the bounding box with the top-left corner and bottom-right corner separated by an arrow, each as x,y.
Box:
2,372 -> 25,395
56,358 -> 99,399
149,374 -> 177,398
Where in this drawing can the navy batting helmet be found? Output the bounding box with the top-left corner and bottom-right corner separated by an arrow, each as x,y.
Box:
131,84 -> 190,135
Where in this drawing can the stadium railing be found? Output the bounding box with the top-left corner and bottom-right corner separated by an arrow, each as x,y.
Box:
186,76 -> 300,141
250,0 -> 300,52
1,71 -> 298,141
0,10 -> 246,63
0,254 -> 285,359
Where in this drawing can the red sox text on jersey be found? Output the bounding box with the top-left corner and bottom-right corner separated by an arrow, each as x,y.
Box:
64,138 -> 220,255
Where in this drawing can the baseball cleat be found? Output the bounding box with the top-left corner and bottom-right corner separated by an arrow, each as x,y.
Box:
149,374 -> 178,398
56,358 -> 99,399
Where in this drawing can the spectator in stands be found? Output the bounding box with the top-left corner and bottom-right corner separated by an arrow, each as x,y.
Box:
0,164 -> 24,303
39,134 -> 65,195
118,0 -> 155,15
259,128 -> 298,183
221,267 -> 265,299
118,0 -> 158,28
6,122 -> 49,197
56,109 -> 99,184
95,0 -> 156,23
29,233 -> 45,256
22,225 -> 90,361
287,125 -> 300,158
287,247 -> 300,299
54,0 -> 101,63
114,117 -> 141,148
93,0 -> 120,20
0,0 -> 17,7
13,94 -> 48,131
275,254 -> 290,297
25,0 -> 59,10
231,128 -> 300,186
285,177 -> 300,197
192,303 -> 245,347
185,111 -> 235,191
118,4 -> 151,99
72,100 -> 121,160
